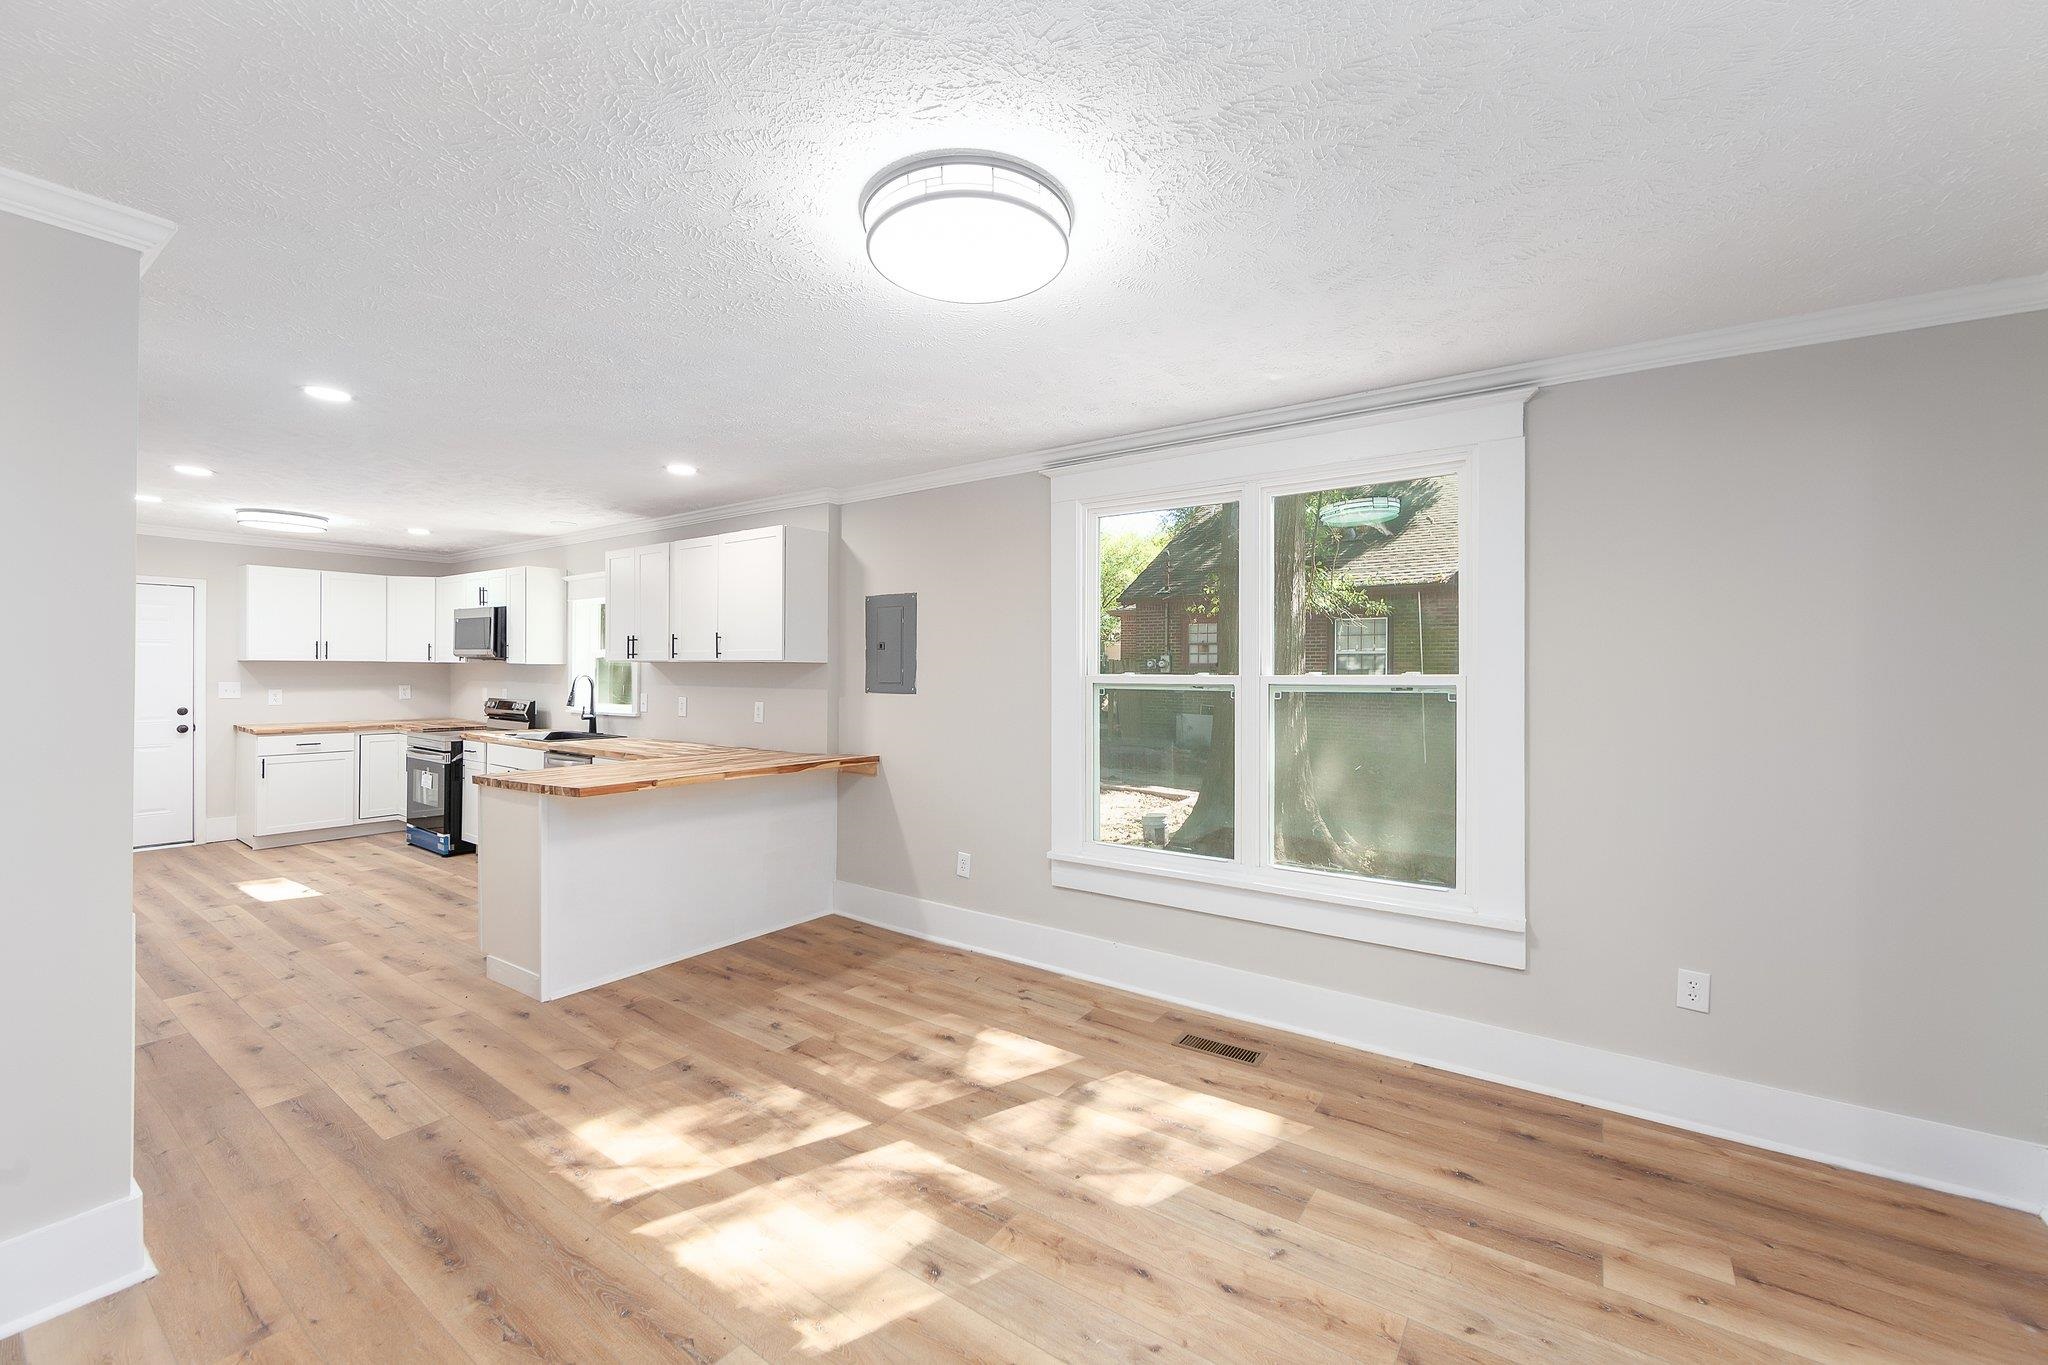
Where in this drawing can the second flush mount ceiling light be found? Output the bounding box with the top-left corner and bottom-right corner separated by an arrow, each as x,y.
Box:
860,152 -> 1072,304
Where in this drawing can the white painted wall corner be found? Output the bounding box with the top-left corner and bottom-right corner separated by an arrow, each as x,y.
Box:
0,1180 -> 155,1340
832,881 -> 2048,1217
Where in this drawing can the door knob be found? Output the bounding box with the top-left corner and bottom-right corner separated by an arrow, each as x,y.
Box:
176,706 -> 189,716
176,724 -> 190,734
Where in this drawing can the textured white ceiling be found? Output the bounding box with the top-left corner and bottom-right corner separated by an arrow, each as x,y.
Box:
5,1 -> 2045,553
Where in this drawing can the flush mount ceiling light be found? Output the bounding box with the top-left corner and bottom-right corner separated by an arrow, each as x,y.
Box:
235,507 -> 329,534
859,152 -> 1072,304
173,464 -> 213,478
301,384 -> 353,403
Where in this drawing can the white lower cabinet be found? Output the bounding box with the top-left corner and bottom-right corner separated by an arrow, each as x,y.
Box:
357,732 -> 406,821
254,750 -> 356,835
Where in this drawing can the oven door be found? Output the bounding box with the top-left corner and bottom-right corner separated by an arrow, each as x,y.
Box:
451,606 -> 505,659
406,750 -> 460,836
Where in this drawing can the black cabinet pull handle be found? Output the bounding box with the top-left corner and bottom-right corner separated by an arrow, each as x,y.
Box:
671,633 -> 677,657
715,631 -> 721,658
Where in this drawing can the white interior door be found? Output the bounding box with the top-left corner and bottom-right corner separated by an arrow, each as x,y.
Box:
669,536 -> 720,660
320,571 -> 388,661
715,526 -> 785,659
135,581 -> 197,848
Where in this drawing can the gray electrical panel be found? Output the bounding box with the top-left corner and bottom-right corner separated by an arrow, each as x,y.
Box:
864,593 -> 916,694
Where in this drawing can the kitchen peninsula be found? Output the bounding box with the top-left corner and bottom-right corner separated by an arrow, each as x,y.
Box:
467,733 -> 877,1001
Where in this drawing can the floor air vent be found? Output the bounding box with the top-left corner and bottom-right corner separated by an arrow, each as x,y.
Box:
1175,1033 -> 1264,1066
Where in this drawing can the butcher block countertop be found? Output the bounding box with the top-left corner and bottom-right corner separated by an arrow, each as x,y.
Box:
469,739 -> 879,798
234,717 -> 514,737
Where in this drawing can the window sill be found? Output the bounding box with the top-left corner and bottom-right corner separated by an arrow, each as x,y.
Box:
1046,847 -> 1526,968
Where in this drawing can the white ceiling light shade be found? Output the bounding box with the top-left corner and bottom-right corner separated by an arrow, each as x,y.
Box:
301,384 -> 353,403
860,152 -> 1073,304
235,507 -> 329,534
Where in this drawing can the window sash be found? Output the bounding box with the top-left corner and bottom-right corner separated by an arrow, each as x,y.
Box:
1049,390 -> 1527,965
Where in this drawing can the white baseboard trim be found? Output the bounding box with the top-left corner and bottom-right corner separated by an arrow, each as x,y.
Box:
834,881 -> 2048,1216
483,955 -> 542,999
0,1180 -> 155,1340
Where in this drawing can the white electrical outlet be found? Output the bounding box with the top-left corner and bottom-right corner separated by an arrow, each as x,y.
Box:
752,700 -> 765,723
955,851 -> 972,878
266,688 -> 284,706
1676,969 -> 1711,1013
676,696 -> 688,717
217,680 -> 241,699
398,684 -> 412,700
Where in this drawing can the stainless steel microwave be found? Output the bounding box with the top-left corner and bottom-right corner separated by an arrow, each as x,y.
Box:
451,605 -> 506,659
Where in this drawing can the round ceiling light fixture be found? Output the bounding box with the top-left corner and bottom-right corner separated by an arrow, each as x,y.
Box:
235,507 -> 329,535
860,152 -> 1072,304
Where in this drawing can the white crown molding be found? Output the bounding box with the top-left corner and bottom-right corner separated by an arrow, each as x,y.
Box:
837,882 -> 2048,1216
442,487 -> 841,566
0,166 -> 176,273
134,523 -> 451,564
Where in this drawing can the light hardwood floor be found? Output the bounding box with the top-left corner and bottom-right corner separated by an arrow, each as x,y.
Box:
4,836 -> 2044,1362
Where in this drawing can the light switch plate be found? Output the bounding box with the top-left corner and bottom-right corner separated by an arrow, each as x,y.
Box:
398,684 -> 412,700
676,697 -> 688,717
752,701 -> 765,723
217,680 -> 241,699
266,688 -> 284,705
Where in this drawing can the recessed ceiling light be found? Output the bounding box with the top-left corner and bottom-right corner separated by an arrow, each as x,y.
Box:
407,527 -> 431,536
235,507 -> 328,534
173,464 -> 213,478
134,493 -> 162,503
860,152 -> 1072,303
666,462 -> 698,477
301,385 -> 353,403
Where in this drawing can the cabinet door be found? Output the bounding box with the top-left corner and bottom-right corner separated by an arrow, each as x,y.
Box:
356,733 -> 405,820
632,543 -> 670,659
669,535 -> 720,660
474,571 -> 509,607
320,572 -> 388,661
241,566 -> 321,661
715,526 -> 785,660
255,751 -> 356,834
603,549 -> 636,660
434,575 -> 470,662
386,577 -> 436,663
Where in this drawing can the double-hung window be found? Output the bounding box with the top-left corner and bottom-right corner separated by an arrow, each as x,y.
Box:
1049,391 -> 1528,967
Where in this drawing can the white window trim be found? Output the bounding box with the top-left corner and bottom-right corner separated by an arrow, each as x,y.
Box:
571,597 -> 642,718
1048,389 -> 1528,968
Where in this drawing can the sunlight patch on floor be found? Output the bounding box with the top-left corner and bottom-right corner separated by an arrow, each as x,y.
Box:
567,1082 -> 868,1197
964,1069 -> 1300,1206
234,877 -> 321,902
631,1140 -> 1006,1354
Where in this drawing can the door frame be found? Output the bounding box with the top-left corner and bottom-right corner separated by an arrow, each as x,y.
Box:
136,576 -> 207,849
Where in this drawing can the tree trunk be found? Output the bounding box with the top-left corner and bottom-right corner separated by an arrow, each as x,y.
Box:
1269,498 -> 1354,870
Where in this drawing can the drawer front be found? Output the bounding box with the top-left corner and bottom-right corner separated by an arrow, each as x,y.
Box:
255,731 -> 359,756
484,743 -> 549,772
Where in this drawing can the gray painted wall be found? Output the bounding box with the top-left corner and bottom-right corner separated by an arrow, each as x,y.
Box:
837,311 -> 2048,1143
0,216 -> 143,1241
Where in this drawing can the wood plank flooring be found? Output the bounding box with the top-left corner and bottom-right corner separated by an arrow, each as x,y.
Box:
5,835 -> 2044,1362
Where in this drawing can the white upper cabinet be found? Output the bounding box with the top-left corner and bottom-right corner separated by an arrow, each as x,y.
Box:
386,576 -> 436,662
603,543 -> 669,661
240,565 -> 322,660
433,574 -> 469,662
500,566 -> 565,666
319,571 -> 387,661
668,535 -> 721,661
659,524 -> 828,663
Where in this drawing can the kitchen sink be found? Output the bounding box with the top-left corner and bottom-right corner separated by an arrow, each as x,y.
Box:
517,729 -> 624,742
